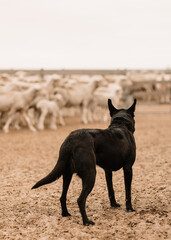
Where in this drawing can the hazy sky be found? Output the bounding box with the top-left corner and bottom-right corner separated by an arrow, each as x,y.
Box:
0,0 -> 171,69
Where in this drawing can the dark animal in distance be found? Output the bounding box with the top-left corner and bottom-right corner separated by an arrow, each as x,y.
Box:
32,98 -> 137,225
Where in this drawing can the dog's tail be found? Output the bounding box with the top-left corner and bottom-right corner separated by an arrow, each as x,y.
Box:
31,160 -> 65,189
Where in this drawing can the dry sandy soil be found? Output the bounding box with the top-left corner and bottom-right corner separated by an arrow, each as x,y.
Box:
0,106 -> 171,240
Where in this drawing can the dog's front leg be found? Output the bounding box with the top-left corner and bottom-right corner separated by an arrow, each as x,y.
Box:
105,169 -> 120,208
123,166 -> 135,212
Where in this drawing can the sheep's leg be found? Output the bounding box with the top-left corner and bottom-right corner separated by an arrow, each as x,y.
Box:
28,108 -> 36,126
22,112 -> 36,132
82,100 -> 89,124
87,100 -> 94,123
59,109 -> 65,126
81,107 -> 88,124
37,109 -> 48,130
13,112 -> 21,130
103,111 -> 109,122
90,105 -> 99,122
3,113 -> 16,133
87,108 -> 93,122
89,102 -> 100,122
3,108 -> 17,133
49,112 -> 57,130
33,109 -> 40,126
14,119 -> 21,130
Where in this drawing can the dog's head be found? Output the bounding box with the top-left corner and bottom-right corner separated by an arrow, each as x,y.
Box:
108,99 -> 137,133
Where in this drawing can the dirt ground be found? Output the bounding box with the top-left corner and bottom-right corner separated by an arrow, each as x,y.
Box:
0,105 -> 171,240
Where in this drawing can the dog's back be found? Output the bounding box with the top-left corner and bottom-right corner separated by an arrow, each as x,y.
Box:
63,122 -> 135,172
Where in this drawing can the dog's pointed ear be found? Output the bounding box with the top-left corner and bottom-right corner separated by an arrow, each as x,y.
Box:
108,99 -> 118,117
128,99 -> 137,114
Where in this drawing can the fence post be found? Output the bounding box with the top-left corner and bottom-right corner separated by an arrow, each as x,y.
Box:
40,68 -> 44,81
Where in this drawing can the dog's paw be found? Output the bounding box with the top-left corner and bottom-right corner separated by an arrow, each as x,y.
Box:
111,202 -> 120,208
83,220 -> 95,226
126,207 -> 136,212
62,212 -> 71,217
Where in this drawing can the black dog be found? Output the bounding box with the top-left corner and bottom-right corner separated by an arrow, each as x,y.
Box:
32,99 -> 137,225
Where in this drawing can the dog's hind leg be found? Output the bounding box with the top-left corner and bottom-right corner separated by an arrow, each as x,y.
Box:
105,169 -> 120,208
77,171 -> 96,226
77,170 -> 96,226
123,166 -> 135,212
60,172 -> 72,217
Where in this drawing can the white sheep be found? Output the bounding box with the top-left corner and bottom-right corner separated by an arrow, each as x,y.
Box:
54,78 -> 101,124
35,97 -> 65,130
0,87 -> 39,133
90,83 -> 123,122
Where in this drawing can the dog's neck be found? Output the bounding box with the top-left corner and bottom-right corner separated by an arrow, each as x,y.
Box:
108,116 -> 135,133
